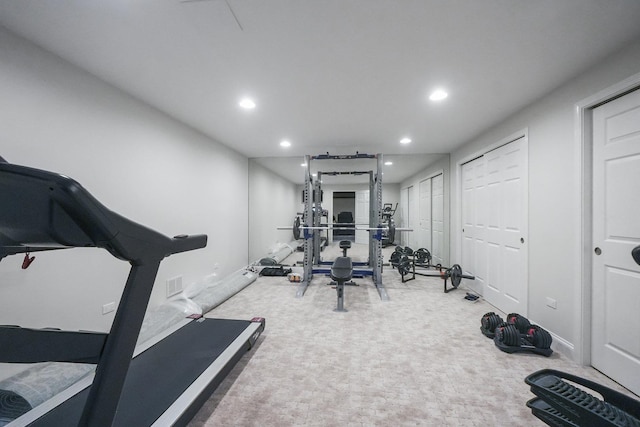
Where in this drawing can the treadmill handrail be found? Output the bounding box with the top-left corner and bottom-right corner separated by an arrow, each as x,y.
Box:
0,160 -> 208,427
0,162 -> 207,263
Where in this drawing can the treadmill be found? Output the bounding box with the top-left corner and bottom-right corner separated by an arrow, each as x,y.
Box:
0,158 -> 265,426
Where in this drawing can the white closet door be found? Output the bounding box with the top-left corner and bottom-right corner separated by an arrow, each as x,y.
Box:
400,188 -> 409,247
355,190 -> 369,244
461,137 -> 527,309
431,174 -> 445,266
408,185 -> 417,248
461,157 -> 486,295
483,137 -> 528,315
592,89 -> 640,395
419,178 -> 432,250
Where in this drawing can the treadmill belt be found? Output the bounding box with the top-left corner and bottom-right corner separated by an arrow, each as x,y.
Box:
29,318 -> 251,426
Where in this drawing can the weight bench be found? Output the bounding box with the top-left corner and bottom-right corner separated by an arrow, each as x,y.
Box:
330,257 -> 352,312
339,240 -> 351,257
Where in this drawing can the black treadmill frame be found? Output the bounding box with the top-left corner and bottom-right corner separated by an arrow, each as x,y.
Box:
0,160 -> 208,427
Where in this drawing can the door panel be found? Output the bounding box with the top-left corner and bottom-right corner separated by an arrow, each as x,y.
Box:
355,190 -> 369,245
419,178 -> 432,250
432,174 -> 445,266
592,89 -> 640,395
461,137 -> 527,312
400,188 -> 409,247
461,158 -> 486,294
483,138 -> 527,314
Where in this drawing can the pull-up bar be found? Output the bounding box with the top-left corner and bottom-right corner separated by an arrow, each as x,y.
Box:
312,153 -> 377,160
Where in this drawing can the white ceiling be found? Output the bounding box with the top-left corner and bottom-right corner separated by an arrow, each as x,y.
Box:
2,1 -> 640,184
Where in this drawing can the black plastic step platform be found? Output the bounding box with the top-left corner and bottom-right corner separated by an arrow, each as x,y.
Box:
525,369 -> 640,427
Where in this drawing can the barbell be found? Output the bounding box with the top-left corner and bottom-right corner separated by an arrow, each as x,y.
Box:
394,253 -> 475,290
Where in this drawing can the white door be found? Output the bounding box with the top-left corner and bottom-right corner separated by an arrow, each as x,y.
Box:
400,187 -> 409,247
431,174 -> 445,266
461,136 -> 527,310
355,190 -> 369,245
592,89 -> 640,395
419,178 -> 432,250
408,185 -> 417,249
461,157 -> 486,295
483,138 -> 528,315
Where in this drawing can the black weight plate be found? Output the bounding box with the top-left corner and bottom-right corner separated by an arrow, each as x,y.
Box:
503,324 -> 521,347
449,264 -> 462,288
481,312 -> 503,332
507,313 -> 531,333
398,255 -> 412,275
529,325 -> 552,349
415,248 -> 432,265
293,216 -> 301,240
389,251 -> 402,266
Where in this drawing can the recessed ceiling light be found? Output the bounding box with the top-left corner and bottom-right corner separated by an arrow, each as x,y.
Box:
239,97 -> 256,109
429,89 -> 448,101
280,140 -> 291,148
400,137 -> 412,144
385,161 -> 393,166
301,163 -> 307,167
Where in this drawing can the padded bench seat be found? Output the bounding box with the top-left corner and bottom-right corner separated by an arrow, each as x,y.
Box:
331,257 -> 352,312
339,240 -> 351,257
331,257 -> 353,281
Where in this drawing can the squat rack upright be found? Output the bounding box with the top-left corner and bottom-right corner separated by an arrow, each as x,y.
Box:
298,153 -> 388,301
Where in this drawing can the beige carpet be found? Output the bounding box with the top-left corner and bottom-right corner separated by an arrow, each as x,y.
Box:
188,242 -> 632,426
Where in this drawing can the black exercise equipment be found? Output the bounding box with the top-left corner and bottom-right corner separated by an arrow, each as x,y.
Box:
492,313 -> 553,357
339,240 -> 351,257
0,160 -> 265,426
525,369 -> 640,426
391,248 -> 475,292
381,203 -> 397,247
480,312 -> 504,338
414,248 -> 432,266
506,312 -> 531,333
330,257 -> 353,312
293,216 -> 301,240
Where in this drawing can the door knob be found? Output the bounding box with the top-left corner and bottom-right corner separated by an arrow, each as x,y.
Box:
594,247 -> 602,256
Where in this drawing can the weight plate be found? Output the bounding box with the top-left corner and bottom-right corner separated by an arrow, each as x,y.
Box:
293,216 -> 301,240
507,313 -> 531,333
415,248 -> 432,265
529,325 -> 552,349
481,312 -> 503,332
497,323 -> 521,347
449,264 -> 462,288
398,255 -> 412,275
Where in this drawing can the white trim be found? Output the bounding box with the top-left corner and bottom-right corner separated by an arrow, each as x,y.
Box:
574,71 -> 640,366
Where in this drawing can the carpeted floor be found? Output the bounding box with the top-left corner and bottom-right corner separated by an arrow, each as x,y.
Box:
188,242 -> 632,426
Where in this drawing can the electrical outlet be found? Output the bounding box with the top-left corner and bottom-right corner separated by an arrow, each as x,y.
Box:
102,301 -> 116,315
546,297 -> 557,309
166,276 -> 183,297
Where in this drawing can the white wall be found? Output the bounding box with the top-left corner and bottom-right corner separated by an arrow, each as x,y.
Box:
450,39 -> 640,361
400,155 -> 450,265
0,27 -> 249,332
248,160 -> 300,261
